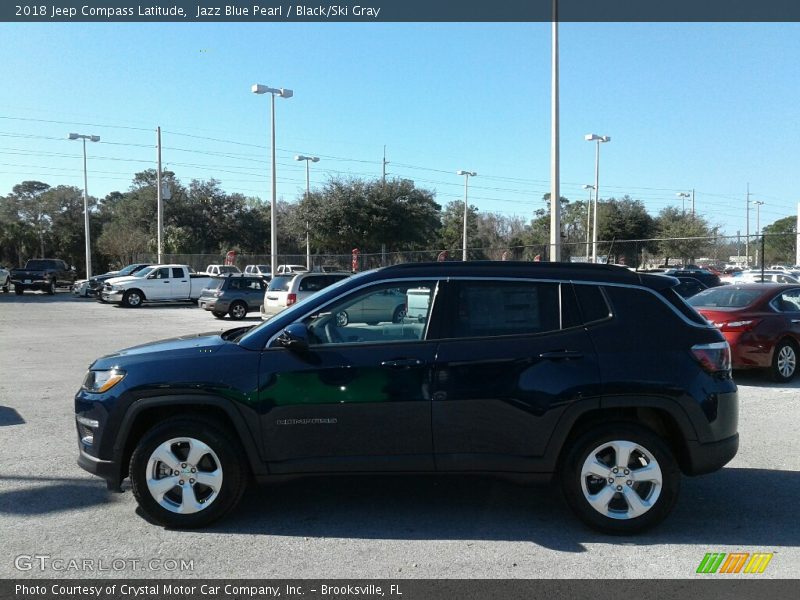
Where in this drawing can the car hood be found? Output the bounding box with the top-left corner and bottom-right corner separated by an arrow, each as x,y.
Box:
104,275 -> 141,286
92,332 -> 227,368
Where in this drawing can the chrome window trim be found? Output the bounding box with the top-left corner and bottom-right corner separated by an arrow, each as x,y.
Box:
264,273 -> 712,348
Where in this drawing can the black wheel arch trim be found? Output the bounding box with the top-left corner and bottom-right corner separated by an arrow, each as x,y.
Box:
112,394 -> 267,481
542,395 -> 701,472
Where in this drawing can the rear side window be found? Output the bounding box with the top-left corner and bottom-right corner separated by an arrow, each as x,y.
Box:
453,281 -> 560,338
299,276 -> 326,292
171,268 -> 183,278
573,284 -> 611,324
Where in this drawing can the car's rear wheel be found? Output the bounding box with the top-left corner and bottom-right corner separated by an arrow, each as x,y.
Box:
129,417 -> 247,528
559,423 -> 680,535
47,279 -> 56,295
14,285 -> 24,295
771,339 -> 798,382
122,289 -> 144,308
228,301 -> 247,320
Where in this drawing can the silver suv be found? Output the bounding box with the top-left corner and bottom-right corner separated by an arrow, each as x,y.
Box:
261,272 -> 350,320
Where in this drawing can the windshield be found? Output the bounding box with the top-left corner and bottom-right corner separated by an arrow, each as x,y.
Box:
133,266 -> 156,278
257,265 -> 270,271
688,288 -> 763,308
219,266 -> 240,273
25,260 -> 56,270
117,264 -> 144,276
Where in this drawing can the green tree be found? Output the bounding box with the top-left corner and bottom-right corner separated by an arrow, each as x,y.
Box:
761,216 -> 796,266
656,207 -> 713,266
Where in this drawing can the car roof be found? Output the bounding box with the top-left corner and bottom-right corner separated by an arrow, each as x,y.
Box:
372,261 -> 676,290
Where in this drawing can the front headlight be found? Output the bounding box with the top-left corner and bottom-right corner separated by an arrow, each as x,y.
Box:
82,368 -> 126,393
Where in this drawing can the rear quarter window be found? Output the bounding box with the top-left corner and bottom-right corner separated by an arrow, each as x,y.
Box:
267,276 -> 292,292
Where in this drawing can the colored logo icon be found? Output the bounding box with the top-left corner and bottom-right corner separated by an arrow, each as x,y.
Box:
697,552 -> 773,574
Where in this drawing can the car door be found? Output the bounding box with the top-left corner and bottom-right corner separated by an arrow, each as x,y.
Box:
771,287 -> 800,340
246,277 -> 267,309
431,279 -> 600,472
257,279 -> 442,474
145,267 -> 173,300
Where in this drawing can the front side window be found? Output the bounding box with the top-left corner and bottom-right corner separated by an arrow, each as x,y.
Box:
452,281 -> 560,338
302,281 -> 436,346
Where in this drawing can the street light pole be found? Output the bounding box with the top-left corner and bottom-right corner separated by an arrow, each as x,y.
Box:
754,200 -> 764,236
585,134 -> 610,263
583,184 -> 595,262
69,132 -> 100,278
252,83 -> 293,277
295,155 -> 319,270
677,192 -> 691,215
457,171 -> 477,261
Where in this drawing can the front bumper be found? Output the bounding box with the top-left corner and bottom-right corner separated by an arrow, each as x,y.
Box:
102,290 -> 124,303
77,447 -> 122,491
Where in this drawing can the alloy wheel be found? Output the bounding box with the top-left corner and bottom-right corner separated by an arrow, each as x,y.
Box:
145,437 -> 223,514
580,439 -> 663,520
777,344 -> 796,379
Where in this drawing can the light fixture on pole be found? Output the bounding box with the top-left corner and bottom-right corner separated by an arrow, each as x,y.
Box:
68,132 -> 100,278
252,83 -> 293,277
754,200 -> 764,235
585,134 -> 610,263
677,192 -> 691,214
295,154 -> 319,270
583,184 -> 595,262
456,170 -> 477,261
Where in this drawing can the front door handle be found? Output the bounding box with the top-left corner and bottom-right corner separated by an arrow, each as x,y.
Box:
538,350 -> 584,361
791,319 -> 800,324
381,358 -> 424,369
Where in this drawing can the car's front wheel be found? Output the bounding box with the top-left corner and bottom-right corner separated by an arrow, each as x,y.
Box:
47,279 -> 56,295
122,289 -> 144,308
559,423 -> 680,535
14,285 -> 24,295
129,417 -> 247,528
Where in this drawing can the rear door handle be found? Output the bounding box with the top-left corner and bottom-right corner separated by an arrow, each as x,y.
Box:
791,319 -> 800,324
538,350 -> 584,361
381,358 -> 424,369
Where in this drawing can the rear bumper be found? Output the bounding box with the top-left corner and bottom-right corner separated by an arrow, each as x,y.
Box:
724,331 -> 773,369
684,433 -> 739,475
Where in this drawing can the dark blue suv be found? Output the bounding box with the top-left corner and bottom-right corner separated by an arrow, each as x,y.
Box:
75,262 -> 738,534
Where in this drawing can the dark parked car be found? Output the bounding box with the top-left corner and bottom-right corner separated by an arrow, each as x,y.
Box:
10,258 -> 75,294
688,283 -> 800,381
75,262 -> 738,534
73,263 -> 151,298
198,275 -> 268,320
673,276 -> 708,299
664,269 -> 722,288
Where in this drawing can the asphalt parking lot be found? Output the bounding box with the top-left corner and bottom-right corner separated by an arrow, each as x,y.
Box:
0,290 -> 797,579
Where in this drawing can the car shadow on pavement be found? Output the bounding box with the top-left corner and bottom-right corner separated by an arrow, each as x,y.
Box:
0,474 -> 116,515
206,467 -> 799,551
0,291 -> 75,303
0,406 -> 25,426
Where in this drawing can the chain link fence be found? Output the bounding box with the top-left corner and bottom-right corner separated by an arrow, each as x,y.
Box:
127,232 -> 798,274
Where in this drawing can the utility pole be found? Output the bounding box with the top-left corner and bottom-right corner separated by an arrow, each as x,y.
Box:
549,0 -> 561,262
745,183 -> 750,268
382,145 -> 388,185
692,188 -> 695,216
156,126 -> 163,264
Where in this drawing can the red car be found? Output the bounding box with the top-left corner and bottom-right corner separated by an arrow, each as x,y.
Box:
688,283 -> 800,381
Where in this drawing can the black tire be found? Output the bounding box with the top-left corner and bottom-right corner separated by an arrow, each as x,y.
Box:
559,422 -> 680,535
335,310 -> 349,327
212,311 -> 227,319
129,417 -> 248,528
14,285 -> 24,295
47,279 -> 56,295
122,289 -> 144,308
228,301 -> 248,320
771,339 -> 798,382
392,305 -> 407,323
2,282 -> 8,293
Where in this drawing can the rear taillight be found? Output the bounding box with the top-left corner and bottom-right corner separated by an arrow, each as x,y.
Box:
286,293 -> 297,306
715,319 -> 760,332
691,341 -> 732,373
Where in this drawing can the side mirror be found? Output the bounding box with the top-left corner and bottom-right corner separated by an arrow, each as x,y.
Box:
277,323 -> 310,352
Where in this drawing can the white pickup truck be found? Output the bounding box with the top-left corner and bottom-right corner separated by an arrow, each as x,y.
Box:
101,264 -> 214,308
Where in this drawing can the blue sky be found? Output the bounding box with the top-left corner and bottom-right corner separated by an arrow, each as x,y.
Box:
1,22 -> 799,237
